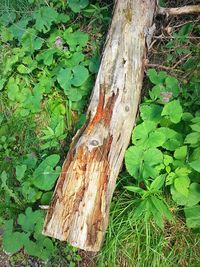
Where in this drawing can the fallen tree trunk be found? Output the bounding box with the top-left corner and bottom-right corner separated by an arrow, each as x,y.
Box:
43,0 -> 156,251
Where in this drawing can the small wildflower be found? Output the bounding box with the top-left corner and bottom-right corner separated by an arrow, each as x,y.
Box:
4,156 -> 11,161
55,36 -> 63,48
160,91 -> 172,103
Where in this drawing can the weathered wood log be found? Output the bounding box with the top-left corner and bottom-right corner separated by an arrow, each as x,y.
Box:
43,0 -> 156,251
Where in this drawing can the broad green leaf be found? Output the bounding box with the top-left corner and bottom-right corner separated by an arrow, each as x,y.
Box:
68,0 -> 89,13
64,31 -> 89,50
163,155 -> 173,166
0,12 -> 16,26
67,88 -> 82,101
33,154 -> 61,190
3,220 -> 25,254
22,181 -> 42,203
33,7 -> 58,33
192,115 -> 200,124
185,132 -> 200,147
1,26 -> 13,42
3,231 -> 25,254
36,75 -> 53,94
132,121 -> 156,145
72,65 -> 89,87
171,185 -> 187,206
190,147 -> 200,161
184,205 -> 200,228
36,49 -> 56,66
89,55 -> 100,73
7,77 -> 19,101
66,52 -> 85,67
174,177 -> 190,197
125,146 -> 163,180
56,13 -> 70,23
149,84 -> 165,100
18,207 -> 43,233
140,104 -> 163,123
161,100 -> 183,123
22,29 -> 44,54
17,64 -> 31,74
158,127 -> 183,151
16,165 -> 27,181
174,146 -> 187,160
143,148 -> 163,166
190,122 -> 200,132
9,17 -> 30,40
165,76 -> 179,97
57,68 -> 72,92
23,234 -> 54,260
189,158 -> 200,172
125,146 -> 144,178
142,148 -> 163,179
186,183 -> 200,207
147,69 -> 167,85
41,191 -> 53,205
146,131 -> 166,148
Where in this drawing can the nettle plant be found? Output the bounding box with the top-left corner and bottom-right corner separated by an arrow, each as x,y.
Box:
125,69 -> 200,230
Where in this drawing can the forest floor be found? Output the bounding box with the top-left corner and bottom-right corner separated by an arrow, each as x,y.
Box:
0,0 -> 200,266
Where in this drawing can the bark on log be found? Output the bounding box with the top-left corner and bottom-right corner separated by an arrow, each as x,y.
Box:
43,0 -> 156,252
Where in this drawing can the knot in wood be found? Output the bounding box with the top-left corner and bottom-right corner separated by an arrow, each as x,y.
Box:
90,139 -> 99,146
125,105 -> 130,112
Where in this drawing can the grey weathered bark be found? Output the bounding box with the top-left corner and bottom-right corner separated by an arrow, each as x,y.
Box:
43,0 -> 157,252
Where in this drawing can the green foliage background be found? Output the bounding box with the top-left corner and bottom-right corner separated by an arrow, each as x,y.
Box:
0,0 -> 200,266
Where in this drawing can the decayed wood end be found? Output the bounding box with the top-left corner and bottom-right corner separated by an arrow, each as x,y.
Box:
43,0 -> 156,252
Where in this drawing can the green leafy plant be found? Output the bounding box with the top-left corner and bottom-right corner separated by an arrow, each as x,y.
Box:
124,67 -> 200,231
0,0 -> 109,263
3,207 -> 54,260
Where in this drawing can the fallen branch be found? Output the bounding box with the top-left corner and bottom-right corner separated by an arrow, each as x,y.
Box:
158,5 -> 200,16
147,53 -> 191,71
43,0 -> 156,252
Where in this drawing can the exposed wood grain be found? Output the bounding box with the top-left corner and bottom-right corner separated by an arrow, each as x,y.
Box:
43,0 -> 156,252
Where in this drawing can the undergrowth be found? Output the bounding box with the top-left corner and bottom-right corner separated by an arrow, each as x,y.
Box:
0,0 -> 111,265
0,0 -> 200,266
